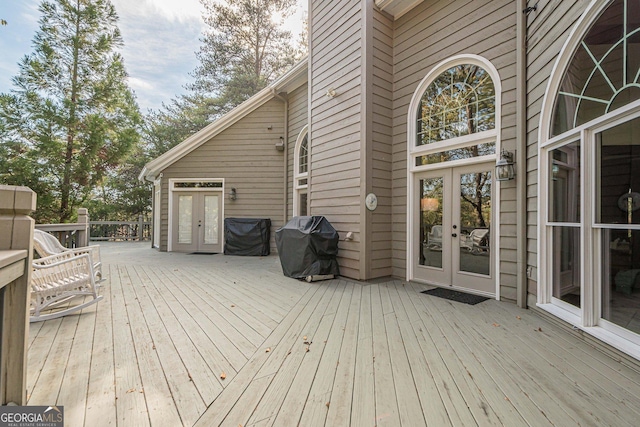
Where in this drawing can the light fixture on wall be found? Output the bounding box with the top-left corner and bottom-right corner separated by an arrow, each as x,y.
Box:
229,188 -> 237,200
275,136 -> 285,151
326,88 -> 337,98
495,149 -> 516,181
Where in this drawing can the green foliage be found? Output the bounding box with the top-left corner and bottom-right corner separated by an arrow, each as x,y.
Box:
0,0 -> 141,223
191,0 -> 302,110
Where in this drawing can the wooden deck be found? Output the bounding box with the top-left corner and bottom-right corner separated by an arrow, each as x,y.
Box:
27,242 -> 640,426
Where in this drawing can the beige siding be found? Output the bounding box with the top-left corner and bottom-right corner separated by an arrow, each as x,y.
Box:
159,99 -> 286,252
310,0 -> 364,279
390,0 -> 518,299
369,8 -> 394,278
286,83 -> 309,221
524,1 -> 587,293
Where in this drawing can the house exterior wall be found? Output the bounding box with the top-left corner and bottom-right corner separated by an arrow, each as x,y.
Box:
389,0 -> 519,299
286,83 -> 309,220
309,0 -> 365,279
370,7 -> 394,278
157,98 -> 287,252
524,0 -> 587,301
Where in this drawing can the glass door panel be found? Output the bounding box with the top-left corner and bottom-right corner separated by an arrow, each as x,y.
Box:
420,177 -> 444,268
203,194 -> 219,245
457,171 -> 491,276
178,195 -> 193,244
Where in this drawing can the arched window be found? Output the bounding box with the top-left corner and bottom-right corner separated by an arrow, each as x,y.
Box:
551,0 -> 640,136
539,0 -> 640,355
417,63 -> 496,146
293,126 -> 309,216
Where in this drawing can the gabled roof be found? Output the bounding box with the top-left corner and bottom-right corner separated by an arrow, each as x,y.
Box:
139,58 -> 308,182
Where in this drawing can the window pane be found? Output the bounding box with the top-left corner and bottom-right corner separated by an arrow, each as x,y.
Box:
415,143 -> 495,166
549,141 -> 581,223
602,228 -> 640,334
459,171 -> 491,276
203,195 -> 219,245
552,226 -> 581,307
420,177 -> 444,268
417,64 -> 495,146
596,116 -> 640,225
178,195 -> 192,244
299,192 -> 308,216
299,135 -> 308,174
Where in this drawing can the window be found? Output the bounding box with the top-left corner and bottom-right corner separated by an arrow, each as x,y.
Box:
417,64 -> 496,146
293,126 -> 309,216
539,0 -> 640,354
552,0 -> 640,136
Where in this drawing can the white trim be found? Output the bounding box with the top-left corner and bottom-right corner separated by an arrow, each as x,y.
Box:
293,125 -> 309,217
406,55 -> 502,299
139,60 -> 308,182
167,178 -> 225,252
153,178 -> 161,248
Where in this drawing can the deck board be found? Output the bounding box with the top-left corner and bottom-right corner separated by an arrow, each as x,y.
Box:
27,242 -> 640,427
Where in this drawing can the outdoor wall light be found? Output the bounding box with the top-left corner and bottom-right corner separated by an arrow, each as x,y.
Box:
275,136 -> 285,151
229,188 -> 237,200
326,88 -> 337,98
495,149 -> 516,181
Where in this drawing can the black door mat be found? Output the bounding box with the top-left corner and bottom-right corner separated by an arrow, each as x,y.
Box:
421,288 -> 489,305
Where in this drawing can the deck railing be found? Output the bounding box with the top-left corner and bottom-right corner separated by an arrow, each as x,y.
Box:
0,185 -> 35,405
90,215 -> 151,242
36,210 -> 151,245
36,208 -> 90,248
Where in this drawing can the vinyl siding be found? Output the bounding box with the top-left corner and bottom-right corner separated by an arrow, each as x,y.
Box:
310,0 -> 364,279
390,0 -> 518,299
158,99 -> 286,252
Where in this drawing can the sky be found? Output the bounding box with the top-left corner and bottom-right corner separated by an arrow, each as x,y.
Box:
0,0 -> 307,113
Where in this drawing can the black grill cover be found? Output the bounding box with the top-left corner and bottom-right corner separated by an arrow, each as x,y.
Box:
275,216 -> 340,278
224,218 -> 271,256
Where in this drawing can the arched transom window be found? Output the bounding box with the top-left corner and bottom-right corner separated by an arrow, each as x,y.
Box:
417,64 -> 496,146
552,0 -> 640,136
410,60 -> 499,169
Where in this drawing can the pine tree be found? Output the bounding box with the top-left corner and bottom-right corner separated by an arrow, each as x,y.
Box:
0,0 -> 141,223
190,0 -> 301,114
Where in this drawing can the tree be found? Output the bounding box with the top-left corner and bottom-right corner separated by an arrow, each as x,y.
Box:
191,0 -> 301,114
0,0 -> 141,223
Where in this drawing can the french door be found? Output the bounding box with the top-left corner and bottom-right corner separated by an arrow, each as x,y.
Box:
414,162 -> 495,295
171,191 -> 222,253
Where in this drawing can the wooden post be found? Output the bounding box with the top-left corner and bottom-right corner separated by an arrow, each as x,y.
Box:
0,185 -> 36,405
77,208 -> 89,247
138,215 -> 144,241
